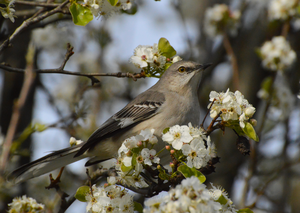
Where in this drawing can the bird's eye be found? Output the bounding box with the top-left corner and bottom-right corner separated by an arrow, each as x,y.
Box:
178,66 -> 186,73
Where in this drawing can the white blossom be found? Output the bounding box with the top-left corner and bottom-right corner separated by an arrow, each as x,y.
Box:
259,36 -> 296,72
69,137 -> 83,146
141,148 -> 160,166
162,125 -> 193,150
172,56 -> 182,63
144,177 -> 237,213
8,195 -> 45,213
84,0 -> 134,18
208,89 -> 256,129
182,137 -> 212,169
0,0 -> 15,23
140,129 -> 158,144
85,184 -> 134,213
204,4 -> 241,38
268,0 -> 299,21
129,43 -> 167,71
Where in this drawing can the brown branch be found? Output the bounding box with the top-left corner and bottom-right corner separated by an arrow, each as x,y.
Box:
58,168 -> 114,213
0,43 -> 36,172
15,0 -> 61,8
206,111 -> 222,135
281,20 -> 290,37
0,63 -> 147,83
201,99 -> 216,128
223,33 -> 240,90
0,0 -> 70,53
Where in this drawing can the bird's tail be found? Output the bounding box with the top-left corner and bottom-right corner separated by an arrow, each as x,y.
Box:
8,144 -> 86,184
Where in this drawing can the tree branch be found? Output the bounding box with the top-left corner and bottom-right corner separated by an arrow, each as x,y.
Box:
223,33 -> 240,91
0,43 -> 36,172
0,0 -> 70,53
15,0 -> 61,8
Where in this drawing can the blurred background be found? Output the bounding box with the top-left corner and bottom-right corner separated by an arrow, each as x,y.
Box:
0,0 -> 300,212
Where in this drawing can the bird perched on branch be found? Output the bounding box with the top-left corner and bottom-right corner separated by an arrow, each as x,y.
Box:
8,61 -> 211,184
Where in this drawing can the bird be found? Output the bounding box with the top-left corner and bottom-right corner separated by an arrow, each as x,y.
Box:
8,61 -> 211,184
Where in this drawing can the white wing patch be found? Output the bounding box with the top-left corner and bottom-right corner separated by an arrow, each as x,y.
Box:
118,118 -> 135,128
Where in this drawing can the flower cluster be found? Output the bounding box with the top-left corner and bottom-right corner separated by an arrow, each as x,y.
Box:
116,129 -> 159,188
84,0 -> 133,18
0,0 -> 16,22
208,89 -> 256,129
8,195 -> 45,213
69,137 -> 84,146
162,123 -> 215,169
144,176 -> 237,213
259,36 -> 296,71
268,0 -> 300,21
204,4 -> 241,37
85,181 -> 134,213
130,43 -> 182,74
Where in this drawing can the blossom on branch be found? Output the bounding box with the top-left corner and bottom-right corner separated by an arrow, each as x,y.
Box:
204,4 -> 241,38
0,0 -> 16,22
129,38 -> 182,77
268,0 -> 300,21
84,0 -> 133,18
144,176 -> 237,213
85,183 -> 134,213
208,89 -> 256,129
8,195 -> 45,213
259,36 -> 296,72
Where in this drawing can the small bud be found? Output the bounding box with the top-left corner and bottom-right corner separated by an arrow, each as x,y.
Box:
169,162 -> 174,168
170,150 -> 175,155
250,119 -> 257,127
165,145 -> 171,150
126,150 -> 132,156
245,106 -> 256,117
157,165 -> 161,170
137,141 -> 143,147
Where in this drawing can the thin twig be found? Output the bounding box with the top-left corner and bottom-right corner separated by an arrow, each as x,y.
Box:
223,33 -> 240,90
0,0 -> 70,53
201,99 -> 216,128
281,20 -> 290,37
0,43 -> 36,172
15,0 -> 61,8
0,64 -> 147,82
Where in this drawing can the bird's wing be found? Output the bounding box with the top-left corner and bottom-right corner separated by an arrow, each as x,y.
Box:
75,92 -> 165,157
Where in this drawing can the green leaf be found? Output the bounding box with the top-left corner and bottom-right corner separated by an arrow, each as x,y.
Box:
75,186 -> 90,202
134,201 -> 143,213
237,208 -> 254,213
107,0 -> 118,6
121,163 -> 132,172
242,122 -> 259,142
158,37 -> 176,58
158,169 -> 170,180
178,165 -> 206,183
261,77 -> 273,93
164,63 -> 172,70
216,194 -> 229,205
163,127 -> 170,134
132,153 -> 138,167
69,3 -> 93,26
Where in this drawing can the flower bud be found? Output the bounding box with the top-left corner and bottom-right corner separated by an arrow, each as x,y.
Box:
245,107 -> 256,117
250,119 -> 257,127
126,150 -> 132,156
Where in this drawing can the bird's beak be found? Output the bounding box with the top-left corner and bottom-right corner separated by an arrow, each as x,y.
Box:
198,63 -> 212,70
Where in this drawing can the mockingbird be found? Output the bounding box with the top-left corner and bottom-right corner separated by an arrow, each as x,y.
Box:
9,60 -> 211,184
